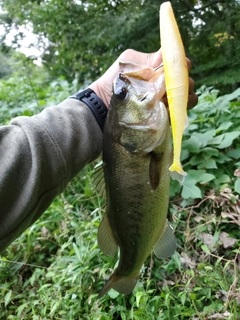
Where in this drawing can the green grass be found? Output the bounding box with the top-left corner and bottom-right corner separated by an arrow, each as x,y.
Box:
0,169 -> 239,319
0,64 -> 239,319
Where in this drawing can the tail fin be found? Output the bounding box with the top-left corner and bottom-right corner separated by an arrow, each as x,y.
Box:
98,271 -> 139,298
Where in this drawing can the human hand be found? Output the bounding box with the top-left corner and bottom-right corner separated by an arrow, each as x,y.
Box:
89,49 -> 198,109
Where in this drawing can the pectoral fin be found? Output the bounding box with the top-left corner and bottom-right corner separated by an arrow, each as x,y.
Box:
153,221 -> 177,258
149,152 -> 163,190
98,213 -> 118,257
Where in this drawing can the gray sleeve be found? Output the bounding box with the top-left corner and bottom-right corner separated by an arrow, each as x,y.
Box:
0,98 -> 103,253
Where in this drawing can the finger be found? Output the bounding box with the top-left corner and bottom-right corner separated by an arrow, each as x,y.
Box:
187,92 -> 198,110
146,49 -> 163,68
187,77 -> 198,109
162,77 -> 198,109
119,49 -> 163,69
186,58 -> 192,71
189,77 -> 195,94
162,94 -> 168,107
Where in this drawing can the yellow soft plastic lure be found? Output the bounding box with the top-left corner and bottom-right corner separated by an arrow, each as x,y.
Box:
160,1 -> 188,183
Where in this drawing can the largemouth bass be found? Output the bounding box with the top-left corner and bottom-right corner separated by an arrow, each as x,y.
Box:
97,62 -> 177,297
97,1 -> 189,297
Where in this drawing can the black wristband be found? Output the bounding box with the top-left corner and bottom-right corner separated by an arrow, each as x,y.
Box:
69,88 -> 108,131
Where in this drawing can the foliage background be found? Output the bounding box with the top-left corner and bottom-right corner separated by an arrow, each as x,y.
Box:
0,0 -> 240,319
1,0 -> 240,92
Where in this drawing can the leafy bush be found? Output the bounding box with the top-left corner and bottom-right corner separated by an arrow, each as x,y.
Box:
172,86 -> 240,202
0,56 -> 78,125
0,80 -> 239,319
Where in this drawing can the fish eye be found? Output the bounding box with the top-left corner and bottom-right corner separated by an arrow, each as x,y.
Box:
115,87 -> 128,100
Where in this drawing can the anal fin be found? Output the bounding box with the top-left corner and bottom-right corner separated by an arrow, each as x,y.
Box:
153,221 -> 177,258
98,213 -> 118,257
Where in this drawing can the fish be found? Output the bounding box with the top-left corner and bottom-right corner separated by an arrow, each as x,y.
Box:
96,1 -> 189,297
96,61 -> 177,298
160,1 -> 189,183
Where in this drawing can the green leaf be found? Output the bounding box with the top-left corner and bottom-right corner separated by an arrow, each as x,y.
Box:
208,135 -> 224,146
49,301 -> 61,316
189,154 -> 203,166
190,293 -> 197,300
188,170 -> 206,180
179,291 -> 187,305
215,153 -> 231,164
136,291 -> 144,307
5,290 -> 12,307
198,173 -> 216,184
202,147 -> 219,157
201,244 -> 211,254
108,289 -> 119,299
72,242 -> 82,261
170,179 -> 181,197
17,303 -> 29,316
180,148 -> 189,161
218,88 -> 240,107
218,131 -> 240,149
226,149 -> 240,159
215,121 -> 233,133
182,136 -> 200,153
234,178 -> 240,194
182,179 -> 202,199
195,131 -> 216,148
218,174 -> 230,183
186,123 -> 198,131
198,159 -> 217,169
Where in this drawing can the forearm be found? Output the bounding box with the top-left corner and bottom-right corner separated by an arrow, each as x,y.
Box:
0,98 -> 102,253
